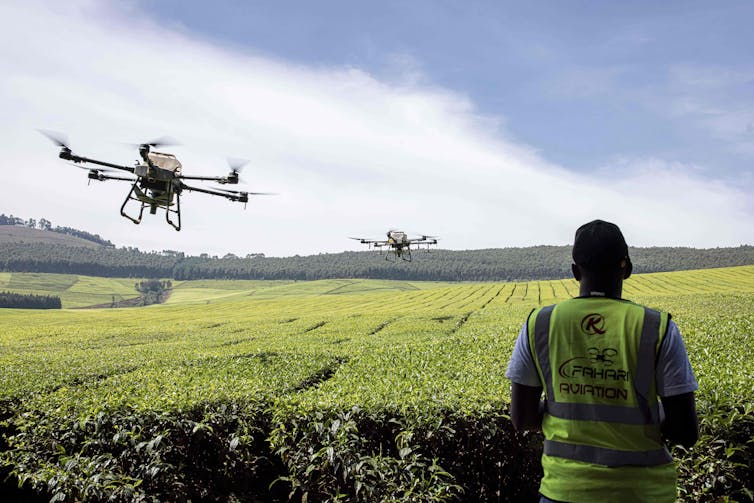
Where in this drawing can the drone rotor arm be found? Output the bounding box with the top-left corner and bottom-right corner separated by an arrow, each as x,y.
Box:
98,173 -> 138,182
62,153 -> 135,173
408,235 -> 439,245
211,186 -> 277,196
349,237 -> 389,246
180,182 -> 242,201
38,130 -> 135,172
177,174 -> 229,182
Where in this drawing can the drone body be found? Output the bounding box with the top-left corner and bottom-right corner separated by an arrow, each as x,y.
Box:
40,130 -> 272,231
350,230 -> 438,262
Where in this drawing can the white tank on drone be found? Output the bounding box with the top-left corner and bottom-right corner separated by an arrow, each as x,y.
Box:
148,151 -> 182,173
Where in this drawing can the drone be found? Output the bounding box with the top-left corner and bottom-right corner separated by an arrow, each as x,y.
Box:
349,230 -> 438,262
39,130 -> 274,231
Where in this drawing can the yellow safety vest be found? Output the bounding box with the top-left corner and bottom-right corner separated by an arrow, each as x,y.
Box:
528,297 -> 677,502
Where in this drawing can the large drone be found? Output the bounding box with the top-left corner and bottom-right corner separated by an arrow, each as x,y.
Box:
350,230 -> 438,262
39,130 -> 273,231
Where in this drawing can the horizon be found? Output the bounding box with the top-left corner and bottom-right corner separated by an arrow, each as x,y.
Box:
2,218 -> 751,259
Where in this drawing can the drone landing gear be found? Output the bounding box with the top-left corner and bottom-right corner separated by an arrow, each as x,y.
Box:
386,248 -> 412,262
120,182 -> 182,231
164,184 -> 181,231
120,182 -> 146,226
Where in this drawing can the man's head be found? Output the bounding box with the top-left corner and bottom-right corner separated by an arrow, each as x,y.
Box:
572,220 -> 632,281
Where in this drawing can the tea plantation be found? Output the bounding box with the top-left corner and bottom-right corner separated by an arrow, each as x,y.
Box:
1,266 -> 752,501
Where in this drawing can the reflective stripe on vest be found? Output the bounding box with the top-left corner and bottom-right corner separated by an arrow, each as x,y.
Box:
533,305 -> 661,425
544,440 -> 672,467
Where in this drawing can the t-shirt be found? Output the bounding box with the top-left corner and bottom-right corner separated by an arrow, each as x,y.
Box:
505,317 -> 698,397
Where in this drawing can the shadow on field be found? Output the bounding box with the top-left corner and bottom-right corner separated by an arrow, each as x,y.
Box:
0,467 -> 49,503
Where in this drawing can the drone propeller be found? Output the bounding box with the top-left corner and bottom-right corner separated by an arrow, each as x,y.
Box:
38,129 -> 71,149
213,187 -> 277,196
218,158 -> 249,184
227,157 -> 249,173
126,136 -> 180,149
64,163 -> 136,184
64,162 -> 117,173
143,136 -> 179,148
65,162 -> 95,172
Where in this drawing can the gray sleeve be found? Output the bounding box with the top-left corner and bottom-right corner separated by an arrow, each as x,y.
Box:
505,322 -> 543,387
656,320 -> 698,397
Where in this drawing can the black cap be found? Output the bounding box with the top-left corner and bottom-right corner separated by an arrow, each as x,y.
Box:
572,220 -> 629,270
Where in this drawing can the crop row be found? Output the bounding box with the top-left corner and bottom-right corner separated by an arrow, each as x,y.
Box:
0,268 -> 752,501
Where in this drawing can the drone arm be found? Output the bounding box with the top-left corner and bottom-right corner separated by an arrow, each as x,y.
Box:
97,173 -> 138,182
178,174 -> 233,183
60,151 -> 135,173
180,182 -> 243,201
350,238 -> 389,246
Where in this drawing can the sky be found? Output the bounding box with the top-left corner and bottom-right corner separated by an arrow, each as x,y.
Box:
1,0 -> 752,257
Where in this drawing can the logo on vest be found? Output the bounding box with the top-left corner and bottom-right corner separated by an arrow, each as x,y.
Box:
588,347 -> 616,365
581,313 -> 606,335
557,347 -> 630,400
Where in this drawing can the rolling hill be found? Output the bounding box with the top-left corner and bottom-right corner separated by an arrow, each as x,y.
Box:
0,226 -> 101,248
2,221 -> 753,282
2,265 -> 753,309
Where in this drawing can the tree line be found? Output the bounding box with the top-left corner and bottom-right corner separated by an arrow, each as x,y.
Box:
0,291 -> 61,309
1,241 -> 752,282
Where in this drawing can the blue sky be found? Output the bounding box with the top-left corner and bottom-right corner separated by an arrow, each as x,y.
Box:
144,0 -> 754,184
1,1 -> 752,256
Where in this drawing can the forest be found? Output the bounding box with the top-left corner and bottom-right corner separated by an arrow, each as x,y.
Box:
1,241 -> 753,282
0,291 -> 61,309
2,214 -> 753,281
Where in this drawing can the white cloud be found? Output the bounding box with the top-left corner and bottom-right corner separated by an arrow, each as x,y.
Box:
0,1 -> 751,257
665,64 -> 754,156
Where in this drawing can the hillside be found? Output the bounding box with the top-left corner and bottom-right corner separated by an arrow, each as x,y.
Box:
3,266 -> 753,309
2,217 -> 753,281
0,272 -> 142,308
0,226 -> 101,249
1,239 -> 753,282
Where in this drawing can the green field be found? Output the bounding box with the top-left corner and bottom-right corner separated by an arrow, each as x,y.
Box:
0,266 -> 752,501
0,273 -> 143,308
0,273 -> 460,308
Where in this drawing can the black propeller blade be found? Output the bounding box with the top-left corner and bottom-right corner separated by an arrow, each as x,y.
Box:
38,129 -> 71,149
227,157 -> 249,173
126,136 -> 180,149
214,187 -> 277,196
219,158 -> 249,184
143,136 -> 180,148
64,162 -> 119,173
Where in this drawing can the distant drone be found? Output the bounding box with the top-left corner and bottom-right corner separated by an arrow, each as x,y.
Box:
39,130 -> 274,231
350,230 -> 438,262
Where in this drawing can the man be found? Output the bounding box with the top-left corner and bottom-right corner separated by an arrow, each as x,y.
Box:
505,220 -> 698,502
